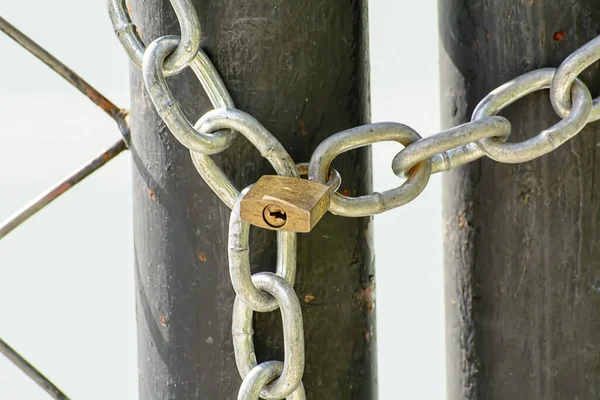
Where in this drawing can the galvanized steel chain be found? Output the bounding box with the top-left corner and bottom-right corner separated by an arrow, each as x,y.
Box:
109,1 -> 600,397
110,1 -> 305,398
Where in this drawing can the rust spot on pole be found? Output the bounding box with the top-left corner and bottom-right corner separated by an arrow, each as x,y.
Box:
298,120 -> 309,136
458,212 -> 467,229
304,294 -> 316,303
147,188 -> 157,201
359,283 -> 375,313
554,31 -> 566,41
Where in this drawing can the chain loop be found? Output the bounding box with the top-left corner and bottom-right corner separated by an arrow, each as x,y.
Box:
473,68 -> 592,164
108,0 -> 201,77
392,116 -> 511,177
237,362 -> 306,400
229,191 -> 297,313
551,35 -> 600,122
296,163 -> 342,192
232,273 -> 305,399
190,108 -> 299,208
142,36 -> 236,154
309,123 -> 432,217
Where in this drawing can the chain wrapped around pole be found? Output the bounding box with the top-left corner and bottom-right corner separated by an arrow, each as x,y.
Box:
5,0 -> 600,398
108,0 -> 600,396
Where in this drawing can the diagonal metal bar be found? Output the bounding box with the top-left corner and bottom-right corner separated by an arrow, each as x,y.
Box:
0,15 -> 131,400
0,138 -> 127,240
0,337 -> 70,400
0,16 -> 130,143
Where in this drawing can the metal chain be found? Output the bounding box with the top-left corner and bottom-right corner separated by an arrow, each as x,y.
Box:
309,122 -> 433,217
142,35 -> 236,154
109,0 -> 201,76
232,272 -> 305,399
109,1 -> 600,397
551,35 -> 600,122
236,361 -> 306,400
110,3 -> 305,398
472,68 -> 592,164
391,116 -> 511,176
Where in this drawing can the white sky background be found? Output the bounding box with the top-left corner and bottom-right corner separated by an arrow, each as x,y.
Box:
0,1 -> 445,399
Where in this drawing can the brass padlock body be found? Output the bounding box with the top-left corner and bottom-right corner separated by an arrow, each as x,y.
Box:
240,175 -> 331,232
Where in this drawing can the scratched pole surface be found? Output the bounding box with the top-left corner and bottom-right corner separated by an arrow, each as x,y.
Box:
439,1 -> 600,399
129,0 -> 375,398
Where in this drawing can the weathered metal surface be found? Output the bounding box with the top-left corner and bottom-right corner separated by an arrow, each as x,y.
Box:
130,0 -> 375,399
439,1 -> 600,399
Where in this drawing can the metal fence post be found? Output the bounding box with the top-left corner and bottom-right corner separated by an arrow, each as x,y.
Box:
129,0 -> 376,398
439,1 -> 600,398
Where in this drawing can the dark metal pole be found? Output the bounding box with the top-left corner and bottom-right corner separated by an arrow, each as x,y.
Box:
440,1 -> 600,399
130,1 -> 375,399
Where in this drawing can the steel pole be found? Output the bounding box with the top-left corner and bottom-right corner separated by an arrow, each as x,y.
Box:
129,0 -> 375,398
439,1 -> 600,399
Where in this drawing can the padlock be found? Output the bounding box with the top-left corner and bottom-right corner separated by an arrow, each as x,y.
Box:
239,175 -> 331,232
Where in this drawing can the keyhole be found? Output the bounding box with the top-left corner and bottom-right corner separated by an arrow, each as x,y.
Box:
263,205 -> 287,228
270,210 -> 286,220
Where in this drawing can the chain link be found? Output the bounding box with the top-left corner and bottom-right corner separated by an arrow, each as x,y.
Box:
109,0 -> 201,76
309,123 -> 432,217
142,36 -> 236,154
229,190 -> 297,313
473,68 -> 592,164
296,162 -> 342,192
551,35 -> 600,122
237,362 -> 306,400
109,1 -> 600,395
392,116 -> 511,177
232,272 -> 305,399
191,108 -> 299,207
